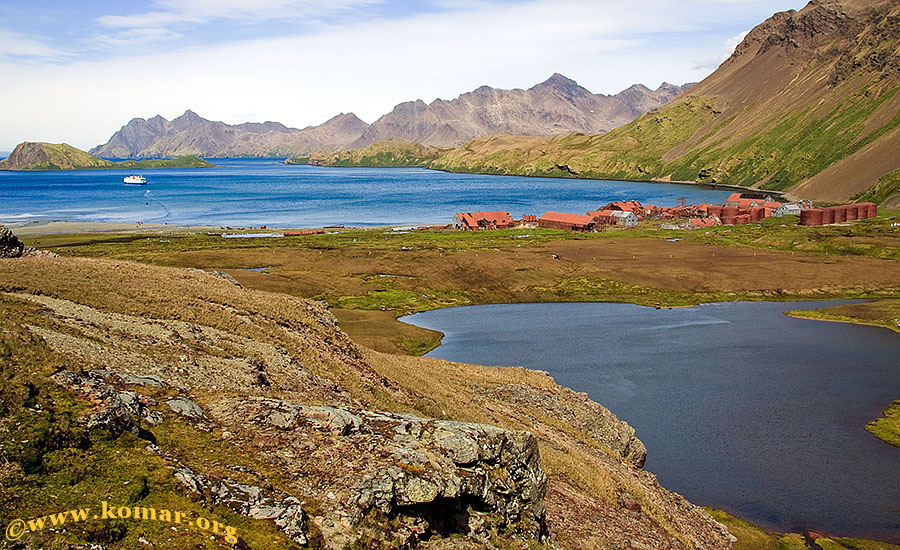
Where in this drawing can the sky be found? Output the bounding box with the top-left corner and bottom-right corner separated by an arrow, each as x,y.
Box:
0,0 -> 807,151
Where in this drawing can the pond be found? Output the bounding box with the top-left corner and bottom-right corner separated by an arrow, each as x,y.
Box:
401,301 -> 900,541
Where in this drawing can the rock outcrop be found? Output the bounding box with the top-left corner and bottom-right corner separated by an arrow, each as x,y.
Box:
0,225 -> 26,258
50,369 -> 159,436
174,464 -> 309,545
350,75 -> 691,149
222,397 -> 548,543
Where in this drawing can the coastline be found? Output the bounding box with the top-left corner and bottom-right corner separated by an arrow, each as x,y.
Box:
422,166 -> 788,198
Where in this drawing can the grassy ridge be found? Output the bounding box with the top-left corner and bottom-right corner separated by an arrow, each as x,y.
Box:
287,139 -> 445,168
430,98 -> 719,181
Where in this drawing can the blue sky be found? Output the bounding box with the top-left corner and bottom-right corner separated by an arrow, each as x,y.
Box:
0,0 -> 806,151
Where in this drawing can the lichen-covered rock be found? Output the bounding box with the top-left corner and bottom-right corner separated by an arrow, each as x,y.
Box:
166,396 -> 209,421
92,368 -> 169,388
51,369 -> 143,437
174,464 -> 307,544
243,397 -> 362,434
218,397 -> 548,543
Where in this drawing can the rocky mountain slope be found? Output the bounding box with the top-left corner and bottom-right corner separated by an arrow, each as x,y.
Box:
430,0 -> 900,203
0,235 -> 734,549
349,75 -> 690,148
90,111 -> 369,159
0,141 -> 213,171
91,77 -> 690,159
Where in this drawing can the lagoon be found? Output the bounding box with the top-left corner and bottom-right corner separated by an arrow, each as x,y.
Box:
401,301 -> 900,541
0,159 -> 734,227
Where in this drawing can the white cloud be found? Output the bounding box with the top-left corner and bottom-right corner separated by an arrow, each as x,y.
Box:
724,29 -> 751,57
692,28 -> 751,70
97,0 -> 383,29
0,29 -> 68,60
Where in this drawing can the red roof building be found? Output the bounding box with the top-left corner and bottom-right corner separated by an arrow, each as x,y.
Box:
455,211 -> 514,230
538,211 -> 596,231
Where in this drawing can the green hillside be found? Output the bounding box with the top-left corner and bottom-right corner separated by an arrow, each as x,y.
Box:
287,138 -> 446,168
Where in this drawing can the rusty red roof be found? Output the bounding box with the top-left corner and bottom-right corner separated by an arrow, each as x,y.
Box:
539,211 -> 596,225
456,211 -> 514,228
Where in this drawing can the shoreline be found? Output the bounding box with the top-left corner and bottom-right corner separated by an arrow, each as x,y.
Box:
4,220 -> 418,236
423,165 -> 790,197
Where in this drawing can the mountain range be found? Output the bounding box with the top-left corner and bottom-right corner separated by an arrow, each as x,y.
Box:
90,77 -> 691,159
429,0 -> 900,203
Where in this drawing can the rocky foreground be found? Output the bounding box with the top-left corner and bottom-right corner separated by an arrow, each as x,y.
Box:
0,225 -> 733,548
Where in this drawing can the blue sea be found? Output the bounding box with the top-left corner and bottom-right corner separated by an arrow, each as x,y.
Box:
0,158 -> 735,227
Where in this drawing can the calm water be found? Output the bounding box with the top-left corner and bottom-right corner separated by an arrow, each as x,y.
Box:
0,159 -> 734,227
401,301 -> 900,541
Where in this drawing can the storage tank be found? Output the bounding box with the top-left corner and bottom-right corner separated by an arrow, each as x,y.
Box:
822,207 -> 835,225
735,214 -> 750,225
800,209 -> 824,226
750,207 -> 764,222
844,204 -> 858,221
834,206 -> 847,222
863,202 -> 878,218
708,205 -> 724,217
855,203 -> 869,219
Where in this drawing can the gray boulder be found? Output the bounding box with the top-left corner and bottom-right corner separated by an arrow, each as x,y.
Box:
166,396 -> 209,421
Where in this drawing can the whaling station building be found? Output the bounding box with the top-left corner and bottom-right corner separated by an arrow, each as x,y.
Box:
453,194 -> 876,232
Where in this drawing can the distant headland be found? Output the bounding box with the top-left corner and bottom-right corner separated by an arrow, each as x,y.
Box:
0,141 -> 214,171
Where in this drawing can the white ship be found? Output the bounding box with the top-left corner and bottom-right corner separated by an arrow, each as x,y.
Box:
123,175 -> 147,185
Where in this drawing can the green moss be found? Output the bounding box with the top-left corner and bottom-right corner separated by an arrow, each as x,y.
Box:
309,139 -> 447,168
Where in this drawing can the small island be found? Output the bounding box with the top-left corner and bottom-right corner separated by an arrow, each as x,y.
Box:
0,141 -> 215,171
